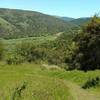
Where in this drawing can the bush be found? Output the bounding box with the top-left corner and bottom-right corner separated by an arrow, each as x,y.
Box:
12,81 -> 27,100
82,76 -> 100,89
6,52 -> 25,64
16,42 -> 47,63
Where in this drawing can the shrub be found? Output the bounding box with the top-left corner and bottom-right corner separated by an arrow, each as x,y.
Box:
16,42 -> 47,63
82,76 -> 100,89
6,52 -> 25,64
12,81 -> 27,100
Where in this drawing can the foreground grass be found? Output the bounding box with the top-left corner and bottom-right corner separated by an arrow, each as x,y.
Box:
0,63 -> 73,100
0,63 -> 100,99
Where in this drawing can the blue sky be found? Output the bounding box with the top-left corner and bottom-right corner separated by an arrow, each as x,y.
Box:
0,0 -> 99,18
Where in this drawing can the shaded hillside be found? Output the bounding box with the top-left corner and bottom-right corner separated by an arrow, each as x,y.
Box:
0,8 -> 77,39
0,17 -> 19,38
71,17 -> 90,26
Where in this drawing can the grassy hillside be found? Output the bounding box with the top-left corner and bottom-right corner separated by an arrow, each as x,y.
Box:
0,62 -> 100,100
3,35 -> 55,47
0,8 -> 77,39
0,17 -> 19,37
0,63 -> 73,100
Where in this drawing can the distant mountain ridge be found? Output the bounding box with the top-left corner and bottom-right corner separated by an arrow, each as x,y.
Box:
59,16 -> 91,26
60,17 -> 74,21
0,8 -> 77,39
70,17 -> 91,26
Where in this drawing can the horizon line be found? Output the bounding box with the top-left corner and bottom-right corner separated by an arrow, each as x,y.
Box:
0,7 -> 94,19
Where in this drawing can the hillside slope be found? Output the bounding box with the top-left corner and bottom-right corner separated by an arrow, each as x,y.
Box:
0,63 -> 100,100
0,17 -> 19,37
60,17 -> 74,21
0,8 -> 77,39
71,18 -> 90,26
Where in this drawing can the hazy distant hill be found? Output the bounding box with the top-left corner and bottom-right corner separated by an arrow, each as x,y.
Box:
70,17 -> 90,26
0,8 -> 77,39
59,17 -> 90,26
60,17 -> 75,21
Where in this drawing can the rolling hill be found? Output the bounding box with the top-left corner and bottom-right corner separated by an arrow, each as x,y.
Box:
70,17 -> 90,26
60,17 -> 74,21
59,17 -> 91,26
0,8 -> 77,39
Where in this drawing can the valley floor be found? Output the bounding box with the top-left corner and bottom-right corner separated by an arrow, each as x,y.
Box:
0,63 -> 100,100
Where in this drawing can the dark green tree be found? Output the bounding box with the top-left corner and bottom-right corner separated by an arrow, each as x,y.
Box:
67,15 -> 100,71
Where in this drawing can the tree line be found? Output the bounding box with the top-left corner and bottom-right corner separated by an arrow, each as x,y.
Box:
0,16 -> 100,71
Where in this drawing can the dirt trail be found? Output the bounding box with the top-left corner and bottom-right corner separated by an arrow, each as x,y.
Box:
63,80 -> 100,100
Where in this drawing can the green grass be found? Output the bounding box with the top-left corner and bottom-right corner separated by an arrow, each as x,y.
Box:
0,63 -> 73,100
4,35 -> 55,44
3,36 -> 55,45
3,35 -> 56,51
0,62 -> 100,100
0,17 -> 15,30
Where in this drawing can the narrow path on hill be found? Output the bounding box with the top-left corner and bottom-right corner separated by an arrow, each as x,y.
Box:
63,80 -> 100,100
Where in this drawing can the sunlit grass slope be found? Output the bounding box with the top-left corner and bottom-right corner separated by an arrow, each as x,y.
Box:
0,63 -> 73,100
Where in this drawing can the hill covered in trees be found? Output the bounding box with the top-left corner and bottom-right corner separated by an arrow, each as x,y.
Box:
57,16 -> 90,26
0,8 -> 77,39
60,17 -> 74,21
70,17 -> 90,26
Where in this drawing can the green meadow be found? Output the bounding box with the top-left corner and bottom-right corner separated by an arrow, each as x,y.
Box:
0,62 -> 100,100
